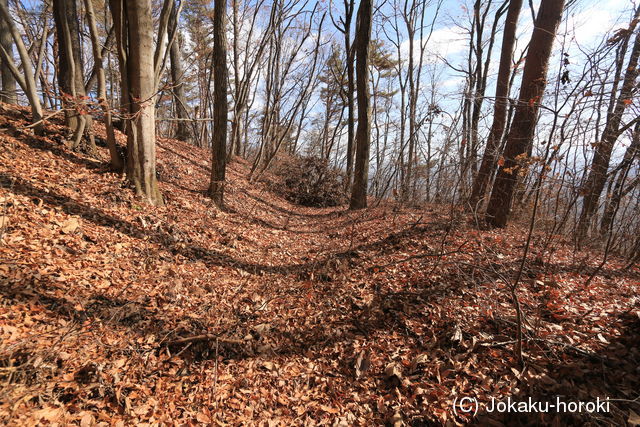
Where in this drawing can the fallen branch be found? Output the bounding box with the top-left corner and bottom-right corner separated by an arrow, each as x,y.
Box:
369,241 -> 467,271
166,334 -> 244,347
18,109 -> 65,129
479,337 -> 608,363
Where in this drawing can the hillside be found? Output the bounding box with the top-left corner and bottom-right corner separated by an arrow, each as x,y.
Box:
0,105 -> 639,425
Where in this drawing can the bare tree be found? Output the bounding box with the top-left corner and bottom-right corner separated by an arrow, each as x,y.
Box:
53,0 -> 96,152
0,0 -> 44,134
249,0 -> 323,178
228,0 -> 274,158
399,0 -> 442,201
0,0 -> 16,104
169,6 -> 192,143
469,0 -> 523,210
209,0 -> 228,206
600,121 -> 640,235
110,0 -> 163,205
84,0 -> 123,170
331,0 -> 356,190
349,0 -> 373,209
485,0 -> 565,227
576,8 -> 640,239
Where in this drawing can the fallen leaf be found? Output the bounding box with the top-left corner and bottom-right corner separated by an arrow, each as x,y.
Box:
34,406 -> 62,422
385,362 -> 403,380
410,354 -> 429,372
61,217 -> 80,234
354,349 -> 371,379
80,413 -> 94,427
196,412 -> 211,423
320,405 -> 339,414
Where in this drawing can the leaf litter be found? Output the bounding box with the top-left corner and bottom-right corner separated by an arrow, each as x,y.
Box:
0,105 -> 638,425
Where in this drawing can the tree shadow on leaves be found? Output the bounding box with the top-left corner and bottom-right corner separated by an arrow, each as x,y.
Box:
21,133 -> 105,170
1,170 -> 451,279
468,312 -> 640,426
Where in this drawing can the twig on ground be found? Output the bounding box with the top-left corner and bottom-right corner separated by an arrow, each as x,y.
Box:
167,334 -> 244,347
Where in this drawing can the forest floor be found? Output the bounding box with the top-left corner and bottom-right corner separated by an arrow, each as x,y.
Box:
0,104 -> 639,426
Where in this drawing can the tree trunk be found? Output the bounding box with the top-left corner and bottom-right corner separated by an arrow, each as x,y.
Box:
208,0 -> 228,207
403,18 -> 416,201
599,121 -> 640,234
85,26 -> 114,94
53,0 -> 95,152
109,0 -> 129,134
169,17 -> 191,142
344,0 -> 355,191
576,15 -> 640,239
349,0 -> 373,210
0,1 -> 43,134
469,0 -> 522,210
485,0 -> 565,227
127,0 -> 163,205
84,0 -> 123,171
230,0 -> 242,157
153,0 -> 175,87
0,0 -> 16,105
110,0 -> 163,206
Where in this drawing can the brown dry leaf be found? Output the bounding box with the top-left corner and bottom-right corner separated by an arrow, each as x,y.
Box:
196,412 -> 211,423
451,324 -> 463,344
410,354 -> 428,372
134,404 -> 150,416
2,106 -> 639,426
389,412 -> 403,427
80,412 -> 94,427
385,362 -> 403,380
320,405 -> 339,414
34,406 -> 63,422
61,217 -> 80,234
354,349 -> 371,379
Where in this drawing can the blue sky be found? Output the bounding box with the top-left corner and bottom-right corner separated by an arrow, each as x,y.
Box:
387,0 -> 637,87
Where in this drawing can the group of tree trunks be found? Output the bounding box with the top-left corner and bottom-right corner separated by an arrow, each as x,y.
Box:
0,0 -> 638,240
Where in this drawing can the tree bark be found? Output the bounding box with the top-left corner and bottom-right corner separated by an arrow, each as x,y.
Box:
169,13 -> 191,142
342,0 -> 355,191
469,0 -> 522,210
599,121 -> 640,234
0,0 -> 43,134
127,0 -> 163,205
208,0 -> 228,207
153,0 -> 174,86
84,26 -> 114,94
110,0 -> 163,206
109,0 -> 129,134
485,0 -> 565,227
349,0 -> 373,210
576,14 -> 640,239
53,0 -> 95,152
230,0 -> 242,157
402,9 -> 416,201
0,0 -> 16,105
84,0 -> 123,171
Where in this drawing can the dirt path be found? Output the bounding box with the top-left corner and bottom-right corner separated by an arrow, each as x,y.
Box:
0,113 -> 638,425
